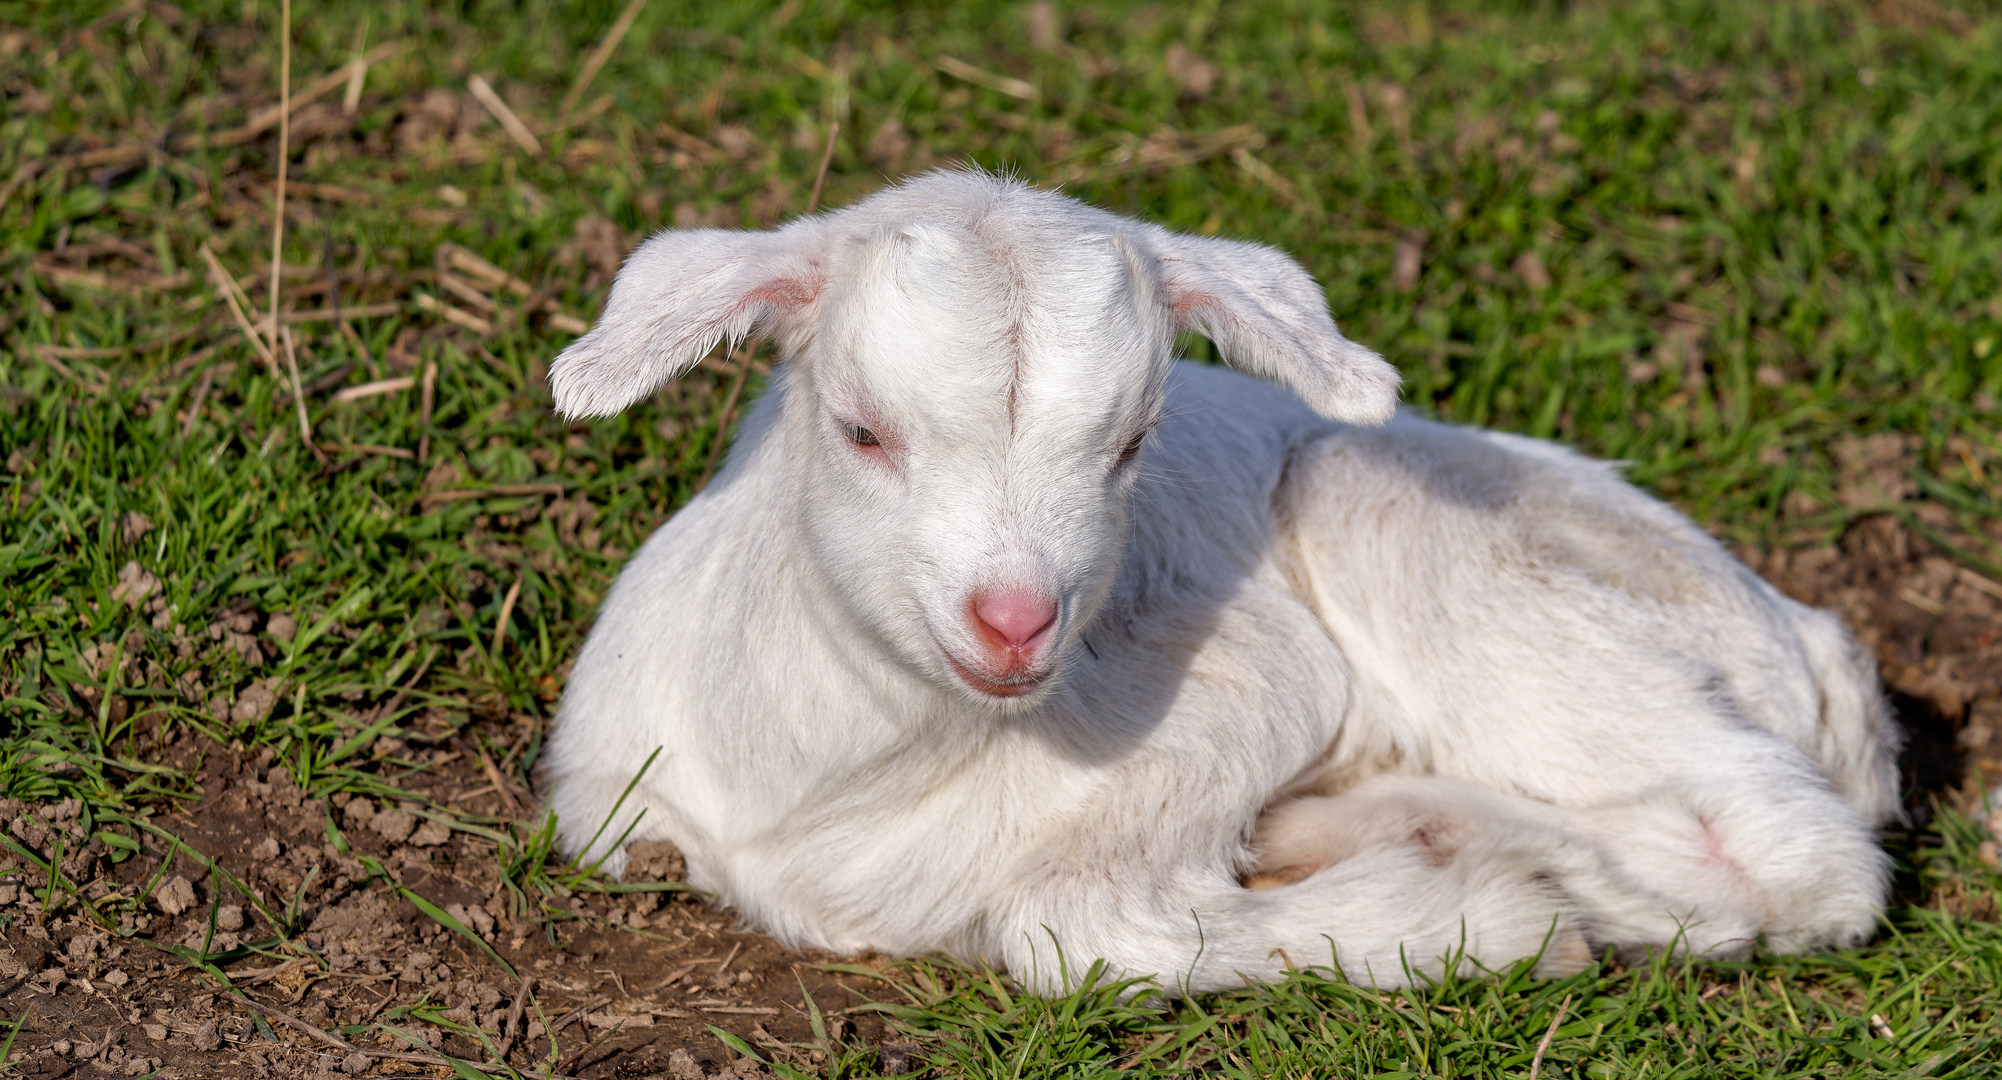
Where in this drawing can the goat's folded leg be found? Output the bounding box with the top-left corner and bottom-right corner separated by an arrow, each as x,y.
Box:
1250,752 -> 1888,964
1541,738 -> 1890,958
991,779 -> 1595,995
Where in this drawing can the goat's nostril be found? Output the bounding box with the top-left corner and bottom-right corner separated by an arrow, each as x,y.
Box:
972,591 -> 1057,650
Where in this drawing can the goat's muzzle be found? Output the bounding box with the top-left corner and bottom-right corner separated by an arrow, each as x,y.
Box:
938,589 -> 1059,698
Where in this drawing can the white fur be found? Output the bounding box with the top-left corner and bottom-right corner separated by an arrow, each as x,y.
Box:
542,171 -> 1899,994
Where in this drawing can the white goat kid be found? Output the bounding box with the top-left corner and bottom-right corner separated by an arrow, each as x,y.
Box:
543,170 -> 1898,994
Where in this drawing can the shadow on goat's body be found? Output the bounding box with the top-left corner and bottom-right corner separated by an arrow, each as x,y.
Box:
540,169 -> 1901,996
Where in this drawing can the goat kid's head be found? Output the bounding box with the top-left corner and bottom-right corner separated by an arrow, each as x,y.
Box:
550,171 -> 1398,705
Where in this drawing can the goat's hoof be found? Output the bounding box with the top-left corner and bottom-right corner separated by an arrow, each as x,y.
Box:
1531,922 -> 1594,978
1242,861 -> 1324,891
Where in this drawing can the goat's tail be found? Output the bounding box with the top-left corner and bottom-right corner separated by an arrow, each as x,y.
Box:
1792,604 -> 1903,826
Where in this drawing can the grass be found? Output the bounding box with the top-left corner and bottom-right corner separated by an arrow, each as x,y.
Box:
2,0 -> 2002,1075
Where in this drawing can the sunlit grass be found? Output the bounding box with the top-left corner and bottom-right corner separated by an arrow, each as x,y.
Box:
3,0 -> 2002,1075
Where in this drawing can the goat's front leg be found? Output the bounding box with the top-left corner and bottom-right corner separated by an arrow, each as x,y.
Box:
984,772 -> 1593,995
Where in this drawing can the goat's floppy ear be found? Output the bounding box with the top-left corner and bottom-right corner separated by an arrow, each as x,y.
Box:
548,224 -> 825,418
1146,229 -> 1400,425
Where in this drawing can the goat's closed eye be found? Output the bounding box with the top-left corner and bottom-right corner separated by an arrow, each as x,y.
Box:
844,424 -> 881,447
1116,430 -> 1147,467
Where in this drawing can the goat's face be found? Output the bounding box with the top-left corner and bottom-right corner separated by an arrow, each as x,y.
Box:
547,171 -> 1399,705
795,224 -> 1170,700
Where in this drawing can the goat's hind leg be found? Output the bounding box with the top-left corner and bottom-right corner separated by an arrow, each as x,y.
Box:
1551,746 -> 1891,958
1249,758 -> 1889,965
1245,774 -> 1597,979
1274,420 -> 1896,959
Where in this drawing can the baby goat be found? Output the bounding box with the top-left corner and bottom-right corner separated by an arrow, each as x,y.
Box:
544,170 -> 1898,992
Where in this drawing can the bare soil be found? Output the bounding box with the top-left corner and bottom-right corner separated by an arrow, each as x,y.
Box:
1744,515 -> 2002,814
4,515 -> 2000,1080
0,738 -> 890,1080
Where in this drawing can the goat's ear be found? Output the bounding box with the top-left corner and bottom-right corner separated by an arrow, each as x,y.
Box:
1146,230 -> 1400,425
548,225 -> 825,418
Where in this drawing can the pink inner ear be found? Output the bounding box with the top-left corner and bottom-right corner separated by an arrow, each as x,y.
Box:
1169,290 -> 1215,319
1166,286 -> 1243,345
732,277 -> 823,320
1155,258 -> 1209,323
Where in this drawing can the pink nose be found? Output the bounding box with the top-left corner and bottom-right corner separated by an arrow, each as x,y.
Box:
973,590 -> 1057,652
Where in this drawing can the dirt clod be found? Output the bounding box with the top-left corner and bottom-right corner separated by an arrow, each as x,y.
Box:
190,1018 -> 221,1052
665,1047 -> 705,1080
153,874 -> 196,915
231,678 -> 280,723
111,560 -> 160,607
880,1041 -> 918,1075
624,839 -> 687,883
368,807 -> 416,842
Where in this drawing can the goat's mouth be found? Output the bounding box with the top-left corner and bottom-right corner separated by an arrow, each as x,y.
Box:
926,624 -> 1056,699
941,650 -> 1046,698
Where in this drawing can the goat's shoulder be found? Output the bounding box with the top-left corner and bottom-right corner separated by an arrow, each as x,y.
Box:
563,389 -> 806,707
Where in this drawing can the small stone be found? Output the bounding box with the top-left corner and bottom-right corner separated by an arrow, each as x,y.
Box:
409,820 -> 451,847
342,1051 -> 371,1075
154,875 -> 196,916
216,905 -> 245,932
266,613 -> 298,642
143,1024 -> 168,1041
103,969 -> 129,987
